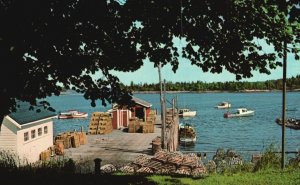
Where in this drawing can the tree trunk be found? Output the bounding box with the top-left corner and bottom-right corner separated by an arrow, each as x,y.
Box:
0,115 -> 4,132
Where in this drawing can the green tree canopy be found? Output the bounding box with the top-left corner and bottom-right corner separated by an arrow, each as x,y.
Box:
0,0 -> 299,126
0,0 -> 139,119
125,0 -> 298,77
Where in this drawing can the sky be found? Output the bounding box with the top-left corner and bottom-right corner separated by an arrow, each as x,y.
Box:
111,57 -> 300,85
110,39 -> 300,85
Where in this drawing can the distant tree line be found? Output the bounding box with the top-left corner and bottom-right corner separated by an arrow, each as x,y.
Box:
124,75 -> 300,92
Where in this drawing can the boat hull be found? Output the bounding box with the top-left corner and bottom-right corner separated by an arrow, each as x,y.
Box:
57,111 -> 88,119
224,111 -> 254,118
275,118 -> 300,130
180,137 -> 196,145
178,111 -> 197,117
216,105 -> 231,109
215,102 -> 231,109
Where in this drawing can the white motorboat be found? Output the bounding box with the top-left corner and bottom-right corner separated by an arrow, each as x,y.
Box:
224,108 -> 254,118
215,101 -> 231,109
58,110 -> 88,119
178,108 -> 197,117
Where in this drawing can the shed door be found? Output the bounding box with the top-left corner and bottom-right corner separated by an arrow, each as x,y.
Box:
122,110 -> 128,127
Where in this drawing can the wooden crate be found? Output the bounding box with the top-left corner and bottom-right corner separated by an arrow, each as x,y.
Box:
88,130 -> 97,135
128,122 -> 136,133
90,120 -> 100,125
149,110 -> 156,115
91,117 -> 100,122
88,112 -> 112,135
88,126 -> 98,130
142,123 -> 154,133
99,117 -> 110,121
92,112 -> 103,117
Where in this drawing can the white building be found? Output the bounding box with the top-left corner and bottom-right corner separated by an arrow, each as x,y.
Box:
0,102 -> 56,164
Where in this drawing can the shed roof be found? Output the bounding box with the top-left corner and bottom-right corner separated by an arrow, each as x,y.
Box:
132,96 -> 152,108
9,102 -> 57,125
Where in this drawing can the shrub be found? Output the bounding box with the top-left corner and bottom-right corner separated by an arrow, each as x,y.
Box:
288,153 -> 300,168
253,144 -> 281,171
0,150 -> 19,169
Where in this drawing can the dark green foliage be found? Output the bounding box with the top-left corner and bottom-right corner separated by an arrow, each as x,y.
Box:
0,0 -> 299,128
288,153 -> 300,168
0,0 -> 138,119
125,75 -> 300,92
211,148 -> 244,174
124,0 -> 299,81
0,150 -> 19,170
253,144 -> 281,171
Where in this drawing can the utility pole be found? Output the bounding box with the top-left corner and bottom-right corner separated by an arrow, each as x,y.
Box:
158,63 -> 166,149
281,41 -> 287,169
163,79 -> 167,149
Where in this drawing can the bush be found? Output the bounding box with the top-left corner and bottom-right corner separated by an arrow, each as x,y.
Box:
253,144 -> 281,171
0,150 -> 19,170
211,148 -> 245,174
0,150 -> 77,176
288,153 -> 300,168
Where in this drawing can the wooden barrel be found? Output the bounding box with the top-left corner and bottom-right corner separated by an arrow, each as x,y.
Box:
64,135 -> 72,149
82,132 -> 87,144
78,132 -> 83,145
71,134 -> 80,148
40,150 -> 51,161
152,138 -> 162,155
55,140 -> 64,155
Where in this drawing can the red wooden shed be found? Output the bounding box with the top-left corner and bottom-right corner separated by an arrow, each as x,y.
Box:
111,96 -> 152,129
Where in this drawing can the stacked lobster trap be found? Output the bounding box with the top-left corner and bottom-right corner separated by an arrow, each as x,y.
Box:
88,112 -> 113,135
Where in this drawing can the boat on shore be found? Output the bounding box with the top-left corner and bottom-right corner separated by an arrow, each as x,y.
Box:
58,110 -> 88,119
215,101 -> 231,109
178,108 -> 197,117
224,108 -> 254,118
179,123 -> 196,145
275,118 -> 300,130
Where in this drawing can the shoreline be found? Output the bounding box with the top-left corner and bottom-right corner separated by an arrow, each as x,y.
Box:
59,89 -> 300,96
133,89 -> 300,94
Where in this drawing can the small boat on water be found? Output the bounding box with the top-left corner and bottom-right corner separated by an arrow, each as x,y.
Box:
178,108 -> 197,117
275,118 -> 300,130
58,110 -> 88,119
224,108 -> 254,118
286,107 -> 297,111
215,101 -> 231,109
179,123 -> 196,145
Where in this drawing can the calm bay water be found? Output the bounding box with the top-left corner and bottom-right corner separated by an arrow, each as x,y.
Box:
47,92 -> 300,160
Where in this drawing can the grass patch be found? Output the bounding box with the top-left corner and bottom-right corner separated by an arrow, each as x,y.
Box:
148,169 -> 300,185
